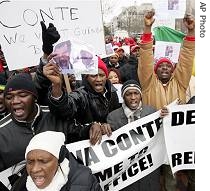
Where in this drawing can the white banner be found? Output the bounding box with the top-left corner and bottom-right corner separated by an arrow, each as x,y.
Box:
67,111 -> 167,190
0,0 -> 106,71
0,104 -> 195,190
163,104 -> 195,174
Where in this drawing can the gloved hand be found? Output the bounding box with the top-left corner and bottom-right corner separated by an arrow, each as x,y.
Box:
40,21 -> 60,55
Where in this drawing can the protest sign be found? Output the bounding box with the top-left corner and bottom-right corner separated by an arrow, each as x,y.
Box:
0,0 -> 105,71
154,41 -> 181,63
153,0 -> 186,29
163,104 -> 195,174
66,110 -> 167,190
52,39 -> 98,75
153,26 -> 185,63
0,104 -> 195,190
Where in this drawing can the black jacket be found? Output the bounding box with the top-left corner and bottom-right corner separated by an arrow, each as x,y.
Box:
11,153 -> 102,191
119,55 -> 140,84
0,105 -> 89,172
33,59 -> 52,106
49,79 -> 120,124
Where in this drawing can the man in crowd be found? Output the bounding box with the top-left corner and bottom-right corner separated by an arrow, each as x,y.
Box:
40,56 -> 120,133
119,45 -> 140,84
0,73 -> 102,173
34,22 -> 120,128
138,10 -> 195,191
107,80 -> 160,191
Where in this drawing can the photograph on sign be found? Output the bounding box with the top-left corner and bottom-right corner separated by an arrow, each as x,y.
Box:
52,40 -> 73,74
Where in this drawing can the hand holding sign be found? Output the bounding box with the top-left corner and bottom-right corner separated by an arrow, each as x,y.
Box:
40,21 -> 60,55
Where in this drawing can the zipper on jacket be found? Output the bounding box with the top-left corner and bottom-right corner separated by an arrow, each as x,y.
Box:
31,125 -> 35,135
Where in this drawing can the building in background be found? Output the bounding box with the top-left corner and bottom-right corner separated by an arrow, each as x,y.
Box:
103,0 -> 194,36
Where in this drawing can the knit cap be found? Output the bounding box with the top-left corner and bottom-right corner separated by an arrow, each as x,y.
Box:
131,45 -> 140,53
98,57 -> 108,77
4,73 -> 38,98
25,131 -> 65,159
121,80 -> 141,97
154,57 -> 174,73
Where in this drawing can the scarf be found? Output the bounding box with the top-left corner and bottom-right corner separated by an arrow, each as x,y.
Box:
122,102 -> 142,123
26,158 -> 69,191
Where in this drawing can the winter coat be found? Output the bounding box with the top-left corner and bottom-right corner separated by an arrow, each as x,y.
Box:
11,153 -> 102,191
118,55 -> 128,67
49,78 -> 120,124
107,104 -> 160,191
33,59 -> 52,106
0,105 -> 89,172
107,105 -> 156,131
138,39 -> 195,110
119,55 -> 139,84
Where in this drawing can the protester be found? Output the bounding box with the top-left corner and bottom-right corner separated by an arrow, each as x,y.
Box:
119,45 -> 140,83
108,68 -> 122,84
67,74 -> 82,91
0,44 -> 9,78
138,10 -> 195,191
0,73 -> 8,120
115,47 -> 128,67
39,54 -> 120,136
33,22 -> 61,106
108,68 -> 123,104
11,131 -> 102,191
138,10 -> 195,110
106,53 -> 120,69
107,80 -> 160,191
35,21 -> 120,125
0,73 -> 102,173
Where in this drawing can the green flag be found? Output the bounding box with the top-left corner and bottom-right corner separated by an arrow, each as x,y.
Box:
154,26 -> 185,43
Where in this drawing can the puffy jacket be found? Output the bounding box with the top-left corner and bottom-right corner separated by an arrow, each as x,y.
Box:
0,105 -> 89,172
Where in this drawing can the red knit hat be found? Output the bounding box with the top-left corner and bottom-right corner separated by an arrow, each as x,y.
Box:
98,57 -> 108,77
154,57 -> 174,73
131,45 -> 140,53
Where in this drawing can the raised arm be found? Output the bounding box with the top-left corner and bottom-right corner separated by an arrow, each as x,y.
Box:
33,22 -> 61,105
138,9 -> 155,90
174,14 -> 195,90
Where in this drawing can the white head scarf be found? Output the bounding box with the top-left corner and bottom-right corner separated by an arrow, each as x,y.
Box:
25,131 -> 69,191
25,131 -> 65,159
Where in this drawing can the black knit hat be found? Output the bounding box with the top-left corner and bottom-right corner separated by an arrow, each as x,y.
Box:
121,80 -> 141,97
4,73 -> 38,98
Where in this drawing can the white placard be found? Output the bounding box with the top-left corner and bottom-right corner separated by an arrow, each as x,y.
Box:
154,41 -> 181,63
0,0 -> 106,71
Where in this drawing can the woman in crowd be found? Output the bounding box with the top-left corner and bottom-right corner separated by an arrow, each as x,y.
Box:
11,131 -> 102,191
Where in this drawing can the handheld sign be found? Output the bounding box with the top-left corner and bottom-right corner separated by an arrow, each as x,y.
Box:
0,0 -> 106,71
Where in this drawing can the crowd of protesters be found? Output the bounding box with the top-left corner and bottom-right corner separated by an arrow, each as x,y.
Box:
0,9 -> 195,191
